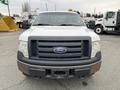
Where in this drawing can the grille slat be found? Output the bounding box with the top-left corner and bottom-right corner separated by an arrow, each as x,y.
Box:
37,47 -> 82,52
29,37 -> 90,61
37,42 -> 83,47
37,52 -> 83,58
34,57 -> 88,61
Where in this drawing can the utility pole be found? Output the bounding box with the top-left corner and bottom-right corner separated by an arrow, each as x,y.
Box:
94,8 -> 96,15
45,2 -> 48,11
7,0 -> 10,16
28,0 -> 31,14
46,0 -> 56,11
54,3 -> 56,11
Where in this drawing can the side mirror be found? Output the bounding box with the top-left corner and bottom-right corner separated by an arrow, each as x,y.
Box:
105,13 -> 109,20
105,16 -> 108,20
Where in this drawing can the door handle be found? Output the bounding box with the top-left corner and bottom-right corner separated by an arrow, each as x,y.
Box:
113,21 -> 115,24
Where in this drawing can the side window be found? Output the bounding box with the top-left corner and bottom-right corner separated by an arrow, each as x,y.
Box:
106,12 -> 115,19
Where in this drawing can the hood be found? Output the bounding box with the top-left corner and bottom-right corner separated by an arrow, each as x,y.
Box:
19,26 -> 100,42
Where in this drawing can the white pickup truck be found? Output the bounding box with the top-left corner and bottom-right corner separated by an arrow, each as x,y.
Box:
17,11 -> 102,79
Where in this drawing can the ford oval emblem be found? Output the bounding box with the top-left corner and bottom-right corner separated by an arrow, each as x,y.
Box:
53,47 -> 67,54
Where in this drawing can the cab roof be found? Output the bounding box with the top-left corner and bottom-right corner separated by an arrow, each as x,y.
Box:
39,11 -> 78,15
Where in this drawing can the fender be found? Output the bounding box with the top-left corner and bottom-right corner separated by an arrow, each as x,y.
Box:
95,19 -> 106,30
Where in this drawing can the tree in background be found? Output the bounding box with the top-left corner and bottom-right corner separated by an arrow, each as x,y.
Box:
13,14 -> 20,18
68,9 -> 73,12
74,10 -> 80,15
86,13 -> 91,17
68,9 -> 80,15
0,0 -> 10,16
0,0 -> 8,5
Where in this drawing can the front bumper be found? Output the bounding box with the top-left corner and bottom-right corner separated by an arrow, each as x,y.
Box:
17,51 -> 102,79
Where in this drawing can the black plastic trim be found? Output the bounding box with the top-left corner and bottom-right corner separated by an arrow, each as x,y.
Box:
17,51 -> 101,66
28,36 -> 92,60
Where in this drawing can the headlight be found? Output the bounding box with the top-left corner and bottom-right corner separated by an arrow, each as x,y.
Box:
91,41 -> 100,58
19,41 -> 28,58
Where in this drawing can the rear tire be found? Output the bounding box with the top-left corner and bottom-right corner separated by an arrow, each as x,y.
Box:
94,26 -> 104,34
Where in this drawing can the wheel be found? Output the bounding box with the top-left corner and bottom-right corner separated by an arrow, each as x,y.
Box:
94,26 -> 104,34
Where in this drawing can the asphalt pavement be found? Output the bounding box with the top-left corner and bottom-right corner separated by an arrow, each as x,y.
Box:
0,31 -> 120,90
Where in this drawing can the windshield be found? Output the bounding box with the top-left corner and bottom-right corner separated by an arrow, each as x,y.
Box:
106,12 -> 115,18
32,12 -> 85,26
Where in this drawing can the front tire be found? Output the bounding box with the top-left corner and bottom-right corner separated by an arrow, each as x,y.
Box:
94,26 -> 104,34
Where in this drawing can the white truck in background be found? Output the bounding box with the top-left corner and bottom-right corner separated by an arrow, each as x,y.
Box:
94,10 -> 120,34
17,0 -> 37,29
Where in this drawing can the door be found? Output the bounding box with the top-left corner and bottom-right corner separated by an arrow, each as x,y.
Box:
103,12 -> 117,27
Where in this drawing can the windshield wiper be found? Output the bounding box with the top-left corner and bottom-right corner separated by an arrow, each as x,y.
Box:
33,24 -> 52,26
60,24 -> 80,26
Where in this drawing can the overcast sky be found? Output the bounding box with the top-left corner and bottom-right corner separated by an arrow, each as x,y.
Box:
0,0 -> 120,15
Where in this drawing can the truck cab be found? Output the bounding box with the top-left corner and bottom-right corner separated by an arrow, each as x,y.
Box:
17,11 -> 102,79
95,10 -> 120,34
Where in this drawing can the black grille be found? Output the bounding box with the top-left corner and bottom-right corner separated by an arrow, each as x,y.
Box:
29,37 -> 91,61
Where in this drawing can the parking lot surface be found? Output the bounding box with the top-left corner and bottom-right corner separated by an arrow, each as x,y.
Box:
0,31 -> 120,90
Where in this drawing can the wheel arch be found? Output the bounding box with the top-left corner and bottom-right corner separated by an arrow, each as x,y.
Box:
95,24 -> 104,29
